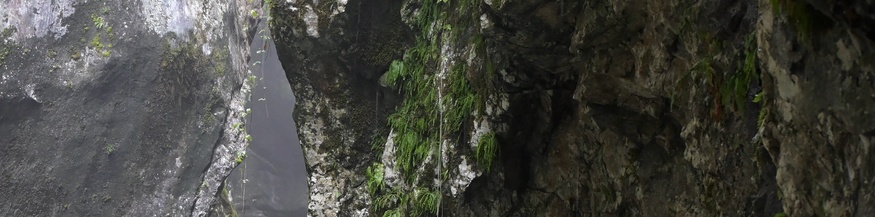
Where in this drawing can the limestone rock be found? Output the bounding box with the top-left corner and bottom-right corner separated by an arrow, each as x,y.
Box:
0,0 -> 260,216
271,0 -> 875,216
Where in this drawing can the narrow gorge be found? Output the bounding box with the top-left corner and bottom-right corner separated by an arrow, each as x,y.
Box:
1,0 -> 873,217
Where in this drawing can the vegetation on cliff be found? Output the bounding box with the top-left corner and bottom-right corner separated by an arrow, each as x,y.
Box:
367,0 -> 496,216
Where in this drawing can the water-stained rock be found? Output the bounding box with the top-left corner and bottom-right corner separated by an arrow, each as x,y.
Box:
0,0 -> 261,216
271,0 -> 875,216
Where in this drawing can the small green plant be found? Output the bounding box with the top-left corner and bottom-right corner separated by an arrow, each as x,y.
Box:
382,60 -> 405,88
104,144 -> 117,155
1,27 -> 15,38
88,13 -> 115,57
235,150 -> 247,164
412,189 -> 440,216
91,14 -> 107,30
476,132 -> 497,172
374,191 -> 400,212
247,75 -> 257,86
366,163 -> 385,195
721,32 -> 759,114
369,0 -> 490,215
758,107 -> 769,127
91,34 -> 103,49
774,212 -> 788,217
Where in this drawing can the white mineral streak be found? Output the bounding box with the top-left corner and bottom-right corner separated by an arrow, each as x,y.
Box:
140,0 -> 226,44
452,157 -> 478,196
304,5 -> 320,37
381,130 -> 403,188
335,0 -> 348,14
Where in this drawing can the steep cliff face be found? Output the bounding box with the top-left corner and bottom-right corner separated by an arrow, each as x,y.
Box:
0,0 -> 261,216
272,0 -> 875,216
270,0 -> 407,215
759,1 -> 875,215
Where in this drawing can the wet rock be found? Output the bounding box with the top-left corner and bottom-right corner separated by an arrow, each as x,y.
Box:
0,0 -> 261,216
272,0 -> 875,216
758,1 -> 875,216
270,0 -> 409,216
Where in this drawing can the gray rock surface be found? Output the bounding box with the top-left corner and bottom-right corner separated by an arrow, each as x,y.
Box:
0,0 -> 260,216
270,0 -> 408,215
758,1 -> 875,216
272,0 -> 875,216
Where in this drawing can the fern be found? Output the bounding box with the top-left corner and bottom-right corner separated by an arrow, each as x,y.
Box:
367,163 -> 385,195
476,132 -> 498,172
413,189 -> 441,216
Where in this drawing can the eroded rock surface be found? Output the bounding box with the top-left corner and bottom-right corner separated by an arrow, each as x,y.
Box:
272,0 -> 875,216
0,0 -> 261,216
271,0 -> 409,215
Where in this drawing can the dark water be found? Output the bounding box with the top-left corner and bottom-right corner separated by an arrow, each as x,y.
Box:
226,25 -> 308,216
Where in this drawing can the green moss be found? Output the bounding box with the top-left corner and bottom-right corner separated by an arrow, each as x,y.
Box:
1,27 -> 15,38
92,34 -> 104,49
89,12 -> 116,56
0,46 -> 10,63
104,143 -> 117,155
0,27 -> 17,64
211,46 -> 230,76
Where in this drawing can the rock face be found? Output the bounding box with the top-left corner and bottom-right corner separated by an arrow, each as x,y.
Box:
270,0 -> 408,216
272,0 -> 875,216
758,1 -> 875,216
0,0 -> 261,216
